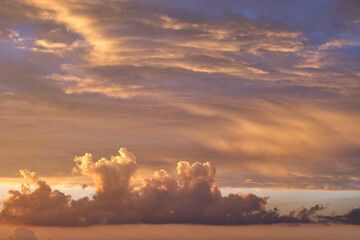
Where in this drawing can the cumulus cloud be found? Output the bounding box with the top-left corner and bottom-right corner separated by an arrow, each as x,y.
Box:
0,148 -> 327,226
3,228 -> 38,240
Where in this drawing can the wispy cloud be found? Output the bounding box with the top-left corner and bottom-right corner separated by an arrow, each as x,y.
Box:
0,0 -> 360,191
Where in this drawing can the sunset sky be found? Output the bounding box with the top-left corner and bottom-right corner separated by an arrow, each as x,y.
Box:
0,0 -> 360,239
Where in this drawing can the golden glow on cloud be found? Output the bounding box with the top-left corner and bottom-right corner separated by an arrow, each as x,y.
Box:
0,0 -> 360,195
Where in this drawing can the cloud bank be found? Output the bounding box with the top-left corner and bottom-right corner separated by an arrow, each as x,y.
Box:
0,148 -> 328,226
320,207 -> 360,225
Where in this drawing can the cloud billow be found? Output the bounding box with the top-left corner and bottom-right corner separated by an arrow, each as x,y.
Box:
0,148 -> 326,226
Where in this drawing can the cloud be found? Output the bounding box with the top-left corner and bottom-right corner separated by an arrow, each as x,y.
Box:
320,207 -> 360,225
318,39 -> 360,50
0,0 -> 360,193
3,228 -> 38,240
343,208 -> 360,225
0,148 -> 326,226
296,204 -> 325,221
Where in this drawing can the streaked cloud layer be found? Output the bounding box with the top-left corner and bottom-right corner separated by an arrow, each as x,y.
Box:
1,0 -> 360,193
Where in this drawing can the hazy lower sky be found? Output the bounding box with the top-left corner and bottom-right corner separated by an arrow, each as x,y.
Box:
2,224 -> 360,240
0,0 -> 360,238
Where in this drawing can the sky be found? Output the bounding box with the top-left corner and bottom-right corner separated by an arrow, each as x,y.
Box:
2,224 -> 360,240
0,0 -> 360,239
